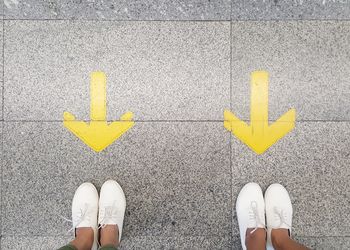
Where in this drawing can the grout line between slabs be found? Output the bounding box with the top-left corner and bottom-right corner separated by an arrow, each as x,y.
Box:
1,17 -> 4,242
229,0 -> 234,246
229,134 -> 234,249
230,1 -> 233,108
2,119 -> 350,123
4,19 -> 230,22
2,18 -> 350,22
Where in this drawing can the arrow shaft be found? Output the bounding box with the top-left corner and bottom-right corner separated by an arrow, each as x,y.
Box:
251,71 -> 269,132
90,72 -> 107,121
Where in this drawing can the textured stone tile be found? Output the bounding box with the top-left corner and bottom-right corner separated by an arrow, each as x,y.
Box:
4,0 -> 231,20
232,0 -> 350,20
1,236 -> 71,250
121,235 -> 233,249
173,235 -> 233,249
2,122 -> 231,237
0,1 -> 4,17
231,122 -> 350,237
4,21 -> 230,121
119,236 -> 173,249
231,21 -> 350,121
314,237 -> 350,250
295,236 -> 350,250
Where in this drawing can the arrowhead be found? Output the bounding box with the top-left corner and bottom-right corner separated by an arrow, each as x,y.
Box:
224,109 -> 296,154
63,111 -> 135,152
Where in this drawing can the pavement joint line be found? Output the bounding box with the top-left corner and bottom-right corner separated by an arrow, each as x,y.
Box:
229,21 -> 233,114
229,129 -> 234,250
1,120 -> 350,123
229,4 -> 234,247
2,19 -> 350,22
3,19 -> 231,22
230,19 -> 350,22
1,18 -> 4,237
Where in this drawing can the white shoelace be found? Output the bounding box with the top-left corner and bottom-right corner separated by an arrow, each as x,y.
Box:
249,201 -> 265,234
59,203 -> 90,233
98,203 -> 118,229
273,207 -> 291,229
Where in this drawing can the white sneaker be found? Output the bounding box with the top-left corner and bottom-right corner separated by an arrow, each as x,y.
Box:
236,182 -> 266,250
72,182 -> 99,250
98,180 -> 126,243
265,183 -> 293,250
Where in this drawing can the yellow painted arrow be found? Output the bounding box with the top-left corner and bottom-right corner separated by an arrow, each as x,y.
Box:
63,72 -> 134,152
224,71 -> 296,154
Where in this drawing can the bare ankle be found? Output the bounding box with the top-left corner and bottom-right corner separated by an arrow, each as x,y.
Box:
245,228 -> 266,250
71,227 -> 94,250
271,228 -> 290,249
100,225 -> 120,247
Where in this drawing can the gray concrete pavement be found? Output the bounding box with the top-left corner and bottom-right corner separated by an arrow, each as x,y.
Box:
1,0 -> 350,249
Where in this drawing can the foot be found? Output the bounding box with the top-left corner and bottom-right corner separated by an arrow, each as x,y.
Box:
71,182 -> 99,250
245,228 -> 266,250
265,183 -> 293,250
100,224 -> 120,247
236,183 -> 266,250
271,228 -> 291,249
98,180 -> 126,247
71,227 -> 94,250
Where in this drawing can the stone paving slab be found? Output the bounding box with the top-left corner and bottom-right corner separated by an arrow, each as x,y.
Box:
4,0 -> 350,21
2,122 -> 231,238
231,122 -> 350,237
1,236 -> 71,250
232,0 -> 350,20
295,236 -> 350,250
0,1 -> 3,18
231,21 -> 350,122
230,236 -> 350,250
3,0 -> 231,20
4,21 -> 230,121
172,235 -> 234,249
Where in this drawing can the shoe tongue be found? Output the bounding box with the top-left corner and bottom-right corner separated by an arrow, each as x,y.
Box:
277,223 -> 290,231
76,220 -> 92,228
99,204 -> 118,225
248,222 -> 265,229
101,218 -> 117,225
248,208 -> 265,228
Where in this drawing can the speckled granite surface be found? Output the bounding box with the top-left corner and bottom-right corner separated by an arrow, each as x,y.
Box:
232,0 -> 350,20
3,0 -> 231,20
4,21 -> 230,121
3,0 -> 350,20
0,1 -> 349,249
231,21 -> 350,122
